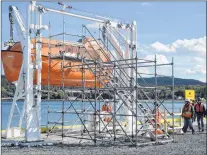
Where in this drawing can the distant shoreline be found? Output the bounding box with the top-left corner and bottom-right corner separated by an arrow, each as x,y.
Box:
1,99 -> 74,102
1,98 -> 186,102
2,98 -> 206,104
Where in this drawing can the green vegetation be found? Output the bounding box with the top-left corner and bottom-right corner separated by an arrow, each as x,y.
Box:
1,75 -> 113,100
1,76 -> 15,98
1,75 -> 206,100
138,77 -> 205,86
137,77 -> 206,99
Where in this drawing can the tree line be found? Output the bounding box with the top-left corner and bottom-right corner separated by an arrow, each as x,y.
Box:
1,75 -> 206,100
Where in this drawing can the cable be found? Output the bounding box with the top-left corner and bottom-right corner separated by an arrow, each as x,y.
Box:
46,1 -> 129,24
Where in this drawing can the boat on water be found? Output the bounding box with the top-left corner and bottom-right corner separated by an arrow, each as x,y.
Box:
1,37 -> 111,88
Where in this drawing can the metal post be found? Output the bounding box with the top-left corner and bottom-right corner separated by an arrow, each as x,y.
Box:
113,63 -> 116,141
172,57 -> 175,141
47,21 -> 51,137
81,26 -> 84,136
135,55 -> 138,147
83,27 -> 86,136
47,21 -> 51,100
94,60 -> 97,144
36,3 -> 42,141
132,21 -> 137,140
25,2 -> 41,141
154,55 -> 157,142
62,15 -> 66,141
126,22 -> 133,133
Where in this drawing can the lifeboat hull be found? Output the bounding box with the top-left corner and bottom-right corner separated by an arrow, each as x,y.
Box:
1,38 -> 110,88
2,51 -> 106,87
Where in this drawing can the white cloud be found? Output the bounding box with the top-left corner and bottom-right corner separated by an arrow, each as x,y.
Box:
141,2 -> 151,6
185,65 -> 206,75
144,54 -> 169,64
185,69 -> 196,74
138,54 -> 170,76
138,67 -> 149,74
192,57 -> 205,63
173,37 -> 206,56
138,36 -> 206,82
151,42 -> 176,52
150,36 -> 206,56
198,77 -> 206,83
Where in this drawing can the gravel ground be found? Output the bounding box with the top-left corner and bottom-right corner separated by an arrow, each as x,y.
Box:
2,129 -> 206,155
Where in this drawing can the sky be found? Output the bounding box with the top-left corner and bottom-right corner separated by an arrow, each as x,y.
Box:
1,2 -> 206,82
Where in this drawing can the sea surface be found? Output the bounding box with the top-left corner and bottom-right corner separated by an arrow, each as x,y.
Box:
1,100 -> 190,130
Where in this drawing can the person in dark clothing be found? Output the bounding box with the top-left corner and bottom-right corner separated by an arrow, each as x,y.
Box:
194,98 -> 205,132
191,100 -> 196,122
204,109 -> 207,117
182,98 -> 195,134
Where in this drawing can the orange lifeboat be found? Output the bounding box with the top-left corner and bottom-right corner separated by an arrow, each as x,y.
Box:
1,37 -> 111,88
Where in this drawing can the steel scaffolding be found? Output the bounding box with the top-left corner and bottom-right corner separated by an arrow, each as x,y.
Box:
45,19 -> 175,146
5,2 -> 175,146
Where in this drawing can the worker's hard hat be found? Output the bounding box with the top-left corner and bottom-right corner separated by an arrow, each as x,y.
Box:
185,98 -> 191,102
197,97 -> 202,102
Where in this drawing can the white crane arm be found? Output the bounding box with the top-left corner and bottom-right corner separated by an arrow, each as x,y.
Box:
9,6 -> 26,40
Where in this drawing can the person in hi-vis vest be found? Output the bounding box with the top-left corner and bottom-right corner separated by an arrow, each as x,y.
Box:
182,98 -> 195,134
194,98 -> 205,132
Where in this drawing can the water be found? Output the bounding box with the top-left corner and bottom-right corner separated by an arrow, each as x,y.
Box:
1,100 -> 186,130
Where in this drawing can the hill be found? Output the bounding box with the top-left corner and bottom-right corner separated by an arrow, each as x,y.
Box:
1,75 -> 206,99
138,77 -> 205,86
